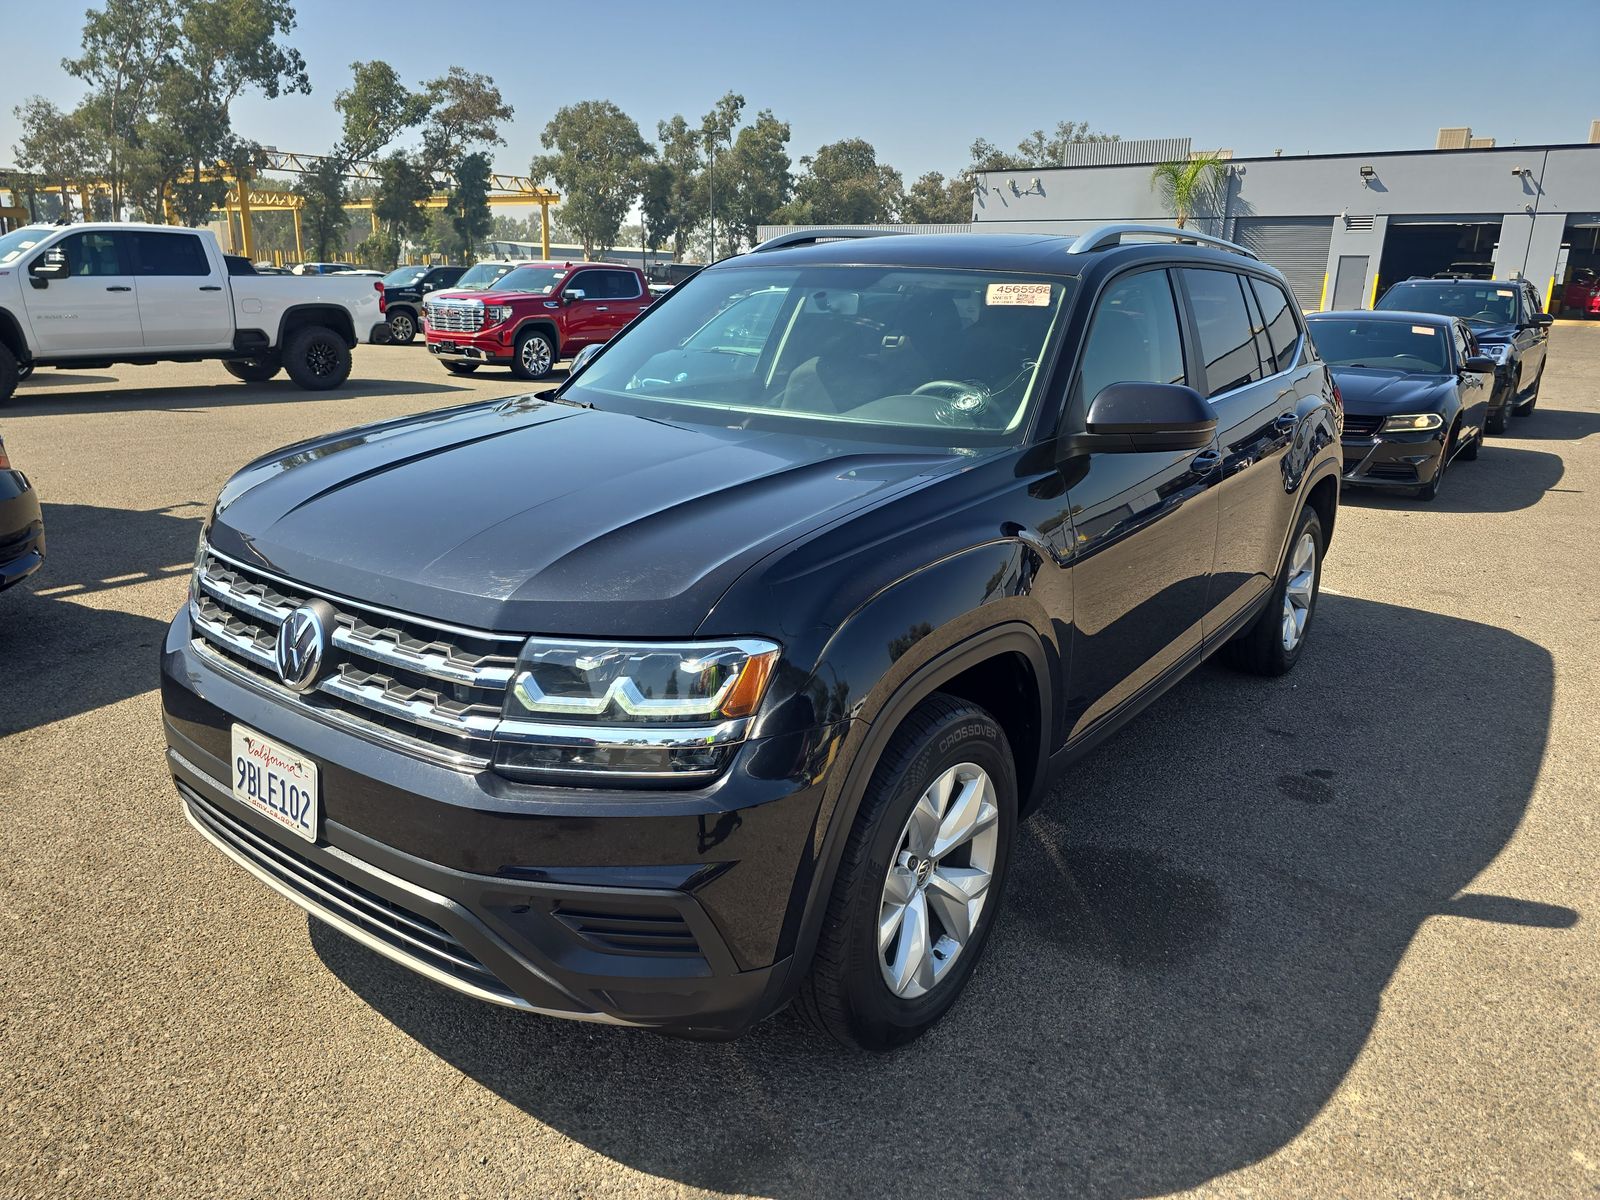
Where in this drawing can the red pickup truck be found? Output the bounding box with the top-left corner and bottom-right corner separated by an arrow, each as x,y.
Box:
423,261 -> 653,379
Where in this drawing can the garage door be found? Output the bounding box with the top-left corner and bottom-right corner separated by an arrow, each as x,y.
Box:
1234,218 -> 1334,310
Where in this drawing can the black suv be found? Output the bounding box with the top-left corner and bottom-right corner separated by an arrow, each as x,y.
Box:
379,264 -> 466,344
1374,276 -> 1552,433
162,227 -> 1341,1049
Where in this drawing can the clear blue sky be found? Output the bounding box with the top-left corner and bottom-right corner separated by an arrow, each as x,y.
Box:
3,0 -> 1596,179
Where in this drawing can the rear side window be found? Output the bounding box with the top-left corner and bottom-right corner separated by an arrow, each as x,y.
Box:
129,232 -> 210,276
1178,269 -> 1265,396
1249,277 -> 1302,373
1075,269 -> 1187,406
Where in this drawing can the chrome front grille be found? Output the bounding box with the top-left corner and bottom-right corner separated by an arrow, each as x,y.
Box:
190,546 -> 519,768
423,300 -> 484,334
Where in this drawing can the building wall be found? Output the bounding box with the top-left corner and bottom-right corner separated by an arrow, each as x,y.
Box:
973,144 -> 1600,309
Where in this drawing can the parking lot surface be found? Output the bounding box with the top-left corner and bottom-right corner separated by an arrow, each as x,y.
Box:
2,335 -> 1597,1199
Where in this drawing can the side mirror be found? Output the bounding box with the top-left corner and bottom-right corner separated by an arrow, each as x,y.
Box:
567,343 -> 602,377
30,248 -> 68,283
563,288 -> 586,305
1531,313 -> 1554,328
1462,355 -> 1497,374
1073,382 -> 1217,454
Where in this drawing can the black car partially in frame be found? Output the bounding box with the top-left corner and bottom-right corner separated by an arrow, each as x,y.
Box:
162,226 -> 1342,1050
1307,310 -> 1497,501
0,429 -> 44,593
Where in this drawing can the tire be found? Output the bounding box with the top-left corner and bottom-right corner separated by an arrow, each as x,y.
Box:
1485,381 -> 1515,434
1458,423 -> 1480,461
510,329 -> 556,380
795,693 -> 1016,1052
443,361 -> 479,376
282,325 -> 352,390
0,342 -> 17,403
1413,427 -> 1454,501
387,309 -> 418,345
223,354 -> 282,383
1515,367 -> 1541,418
1224,505 -> 1325,677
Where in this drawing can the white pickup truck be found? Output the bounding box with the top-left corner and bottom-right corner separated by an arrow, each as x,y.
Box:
0,222 -> 388,403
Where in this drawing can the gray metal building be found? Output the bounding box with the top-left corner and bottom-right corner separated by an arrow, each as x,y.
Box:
972,142 -> 1600,312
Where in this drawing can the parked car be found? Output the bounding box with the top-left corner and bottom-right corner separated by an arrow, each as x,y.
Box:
1374,276 -> 1552,433
163,225 -> 1341,1049
1561,268 -> 1600,318
423,261 -> 653,379
377,264 -> 467,344
0,429 -> 44,593
0,223 -> 387,402
252,262 -> 292,276
1307,310 -> 1495,500
291,262 -> 379,277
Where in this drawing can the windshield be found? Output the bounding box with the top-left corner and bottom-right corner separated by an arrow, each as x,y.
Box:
382,266 -> 428,286
1308,318 -> 1449,374
0,226 -> 52,266
492,265 -> 567,295
565,265 -> 1071,446
455,262 -> 518,290
1376,281 -> 1517,326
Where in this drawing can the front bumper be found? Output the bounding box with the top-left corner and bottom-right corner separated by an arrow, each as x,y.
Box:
425,330 -> 513,366
1340,427 -> 1446,488
161,609 -> 840,1037
0,469 -> 45,592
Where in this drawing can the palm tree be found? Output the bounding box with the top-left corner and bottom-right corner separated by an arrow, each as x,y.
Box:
1149,154 -> 1228,229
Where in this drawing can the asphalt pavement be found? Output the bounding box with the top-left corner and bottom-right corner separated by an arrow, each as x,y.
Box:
1,334 -> 1596,1199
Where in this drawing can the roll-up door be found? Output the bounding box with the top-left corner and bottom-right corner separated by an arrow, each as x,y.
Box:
1234,218 -> 1335,310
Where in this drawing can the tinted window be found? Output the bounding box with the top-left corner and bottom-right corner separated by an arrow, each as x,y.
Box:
55,231 -> 124,276
1305,317 -> 1449,374
1076,269 -> 1186,406
576,269 -> 641,300
1375,281 -> 1517,326
129,231 -> 209,276
1249,276 -> 1301,373
1180,269 -> 1265,396
1450,322 -> 1471,367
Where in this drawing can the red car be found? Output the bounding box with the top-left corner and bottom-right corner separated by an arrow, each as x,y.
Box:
1562,269 -> 1600,317
423,261 -> 654,379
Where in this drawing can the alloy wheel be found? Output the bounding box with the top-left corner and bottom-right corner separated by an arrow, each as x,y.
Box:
389,313 -> 414,342
306,340 -> 339,377
1280,531 -> 1317,652
520,335 -> 553,376
878,761 -> 1000,999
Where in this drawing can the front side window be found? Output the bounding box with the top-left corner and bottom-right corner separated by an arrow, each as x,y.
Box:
54,231 -> 124,277
1074,269 -> 1186,408
1306,318 -> 1449,374
1249,276 -> 1302,373
1376,282 -> 1518,327
566,264 -> 1071,446
128,231 -> 209,276
1179,268 -> 1265,396
578,269 -> 642,299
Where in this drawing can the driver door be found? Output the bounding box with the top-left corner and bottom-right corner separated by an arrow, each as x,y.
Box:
22,231 -> 144,355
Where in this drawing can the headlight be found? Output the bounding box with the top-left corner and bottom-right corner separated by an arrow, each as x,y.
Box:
1477,342 -> 1510,363
484,304 -> 513,324
494,637 -> 781,784
1380,413 -> 1444,432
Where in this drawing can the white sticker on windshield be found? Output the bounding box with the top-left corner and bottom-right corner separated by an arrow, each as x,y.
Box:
1496,289 -> 1514,297
1412,325 -> 1435,336
986,282 -> 1051,307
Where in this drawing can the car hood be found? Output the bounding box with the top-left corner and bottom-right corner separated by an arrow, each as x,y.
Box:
1331,367 -> 1456,413
207,398 -> 962,637
1466,321 -> 1516,343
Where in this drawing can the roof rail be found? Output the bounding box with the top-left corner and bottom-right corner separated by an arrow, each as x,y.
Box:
751,228 -> 907,253
1066,223 -> 1259,260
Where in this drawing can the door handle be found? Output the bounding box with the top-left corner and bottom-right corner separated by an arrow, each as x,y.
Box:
1190,448 -> 1222,473
595,306 -> 610,311
105,285 -> 132,292
199,285 -> 222,291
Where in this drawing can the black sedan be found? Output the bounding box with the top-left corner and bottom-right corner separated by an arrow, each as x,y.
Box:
0,430 -> 44,592
1307,310 -> 1496,501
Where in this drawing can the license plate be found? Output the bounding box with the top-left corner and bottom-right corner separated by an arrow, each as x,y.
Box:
230,725 -> 319,843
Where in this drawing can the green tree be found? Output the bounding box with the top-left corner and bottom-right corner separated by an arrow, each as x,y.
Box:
373,151 -> 432,241
420,67 -> 512,174
699,91 -> 743,258
354,230 -> 400,270
1149,154 -> 1228,229
721,109 -> 791,252
969,120 -> 1119,173
335,60 -> 430,163
654,114 -> 704,260
299,155 -> 347,258
777,138 -> 902,226
11,99 -> 99,218
532,100 -> 651,257
900,170 -> 970,224
449,151 -> 493,259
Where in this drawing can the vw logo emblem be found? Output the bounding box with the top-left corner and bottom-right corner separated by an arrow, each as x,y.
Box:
275,603 -> 329,693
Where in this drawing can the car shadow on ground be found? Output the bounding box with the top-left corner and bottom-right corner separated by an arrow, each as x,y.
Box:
1503,406 -> 1600,441
312,594 -> 1564,1199
1343,442 -> 1565,514
0,501 -> 201,737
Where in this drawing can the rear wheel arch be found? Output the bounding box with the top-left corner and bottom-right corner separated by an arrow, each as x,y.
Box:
277,305 -> 357,349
